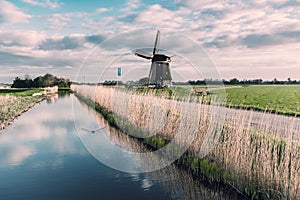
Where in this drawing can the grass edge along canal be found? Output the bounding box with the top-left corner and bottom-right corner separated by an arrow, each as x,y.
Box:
0,88 -> 45,130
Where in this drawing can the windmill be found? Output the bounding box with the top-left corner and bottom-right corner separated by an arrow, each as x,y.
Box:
135,30 -> 172,87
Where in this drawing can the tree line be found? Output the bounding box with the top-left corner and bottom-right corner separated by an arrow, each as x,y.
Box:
183,78 -> 300,85
12,74 -> 71,88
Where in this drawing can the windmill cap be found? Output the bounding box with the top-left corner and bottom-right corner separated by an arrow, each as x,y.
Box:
152,54 -> 171,62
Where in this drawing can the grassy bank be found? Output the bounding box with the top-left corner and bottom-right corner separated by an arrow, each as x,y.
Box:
0,88 -> 42,97
223,85 -> 300,116
0,89 -> 45,130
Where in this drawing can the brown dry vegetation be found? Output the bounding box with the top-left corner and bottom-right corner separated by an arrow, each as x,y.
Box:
72,84 -> 300,199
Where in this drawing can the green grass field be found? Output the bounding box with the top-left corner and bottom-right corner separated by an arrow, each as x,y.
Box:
116,84 -> 300,116
222,85 -> 300,116
0,88 -> 42,97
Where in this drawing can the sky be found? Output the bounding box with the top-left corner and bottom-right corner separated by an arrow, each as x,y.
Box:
0,0 -> 300,83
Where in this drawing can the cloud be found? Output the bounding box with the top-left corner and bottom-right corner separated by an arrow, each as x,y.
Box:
240,30 -> 300,48
38,34 -> 106,50
0,0 -> 31,23
0,29 -> 105,82
96,7 -> 110,14
47,13 -> 71,30
203,29 -> 300,49
178,0 -> 228,10
241,34 -> 281,48
120,0 -> 142,14
116,0 -> 142,24
85,35 -> 106,44
0,29 -> 46,47
0,50 -> 77,68
38,36 -> 84,50
207,42 -> 300,80
174,0 -> 300,51
135,4 -> 186,29
47,12 -> 90,30
118,13 -> 139,23
21,0 -> 60,9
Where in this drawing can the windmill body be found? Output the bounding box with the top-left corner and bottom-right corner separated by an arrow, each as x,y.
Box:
135,30 -> 172,87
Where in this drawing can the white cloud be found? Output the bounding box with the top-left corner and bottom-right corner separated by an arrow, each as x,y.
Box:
0,29 -> 46,47
37,34 -> 105,50
208,43 -> 300,80
179,0 -> 228,10
47,13 -> 71,30
21,0 -> 60,9
178,0 -> 300,50
47,12 -> 90,30
0,0 -> 31,23
136,4 -> 186,29
120,0 -> 142,14
82,16 -> 117,34
96,7 -> 110,14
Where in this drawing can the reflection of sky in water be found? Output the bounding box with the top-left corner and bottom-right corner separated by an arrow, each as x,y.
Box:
0,94 -> 242,200
0,95 -> 86,167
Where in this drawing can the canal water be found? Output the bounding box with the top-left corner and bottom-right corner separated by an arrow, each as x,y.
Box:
0,93 -> 245,200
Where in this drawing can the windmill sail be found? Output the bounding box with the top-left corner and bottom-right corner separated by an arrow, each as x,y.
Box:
153,30 -> 160,55
135,50 -> 152,60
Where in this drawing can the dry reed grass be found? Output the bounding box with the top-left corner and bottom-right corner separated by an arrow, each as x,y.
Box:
71,84 -> 300,199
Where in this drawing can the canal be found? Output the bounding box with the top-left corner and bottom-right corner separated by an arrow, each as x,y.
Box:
0,93 -> 245,200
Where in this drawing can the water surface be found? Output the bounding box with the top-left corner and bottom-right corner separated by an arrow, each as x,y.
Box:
0,94 -> 245,200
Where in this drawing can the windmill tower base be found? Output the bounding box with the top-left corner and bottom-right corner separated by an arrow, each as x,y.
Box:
149,62 -> 172,88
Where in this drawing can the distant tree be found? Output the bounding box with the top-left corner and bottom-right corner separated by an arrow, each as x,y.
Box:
196,80 -> 205,85
188,80 -> 196,85
273,78 -> 278,84
43,73 -> 56,87
229,78 -> 239,84
24,78 -> 33,88
12,77 -> 25,88
138,77 -> 149,86
12,74 -> 70,88
103,80 -> 117,85
57,78 -> 71,88
33,76 -> 44,87
251,79 -> 263,84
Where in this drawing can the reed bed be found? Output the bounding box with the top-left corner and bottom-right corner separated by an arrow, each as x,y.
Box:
72,84 -> 300,199
79,101 -> 242,199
